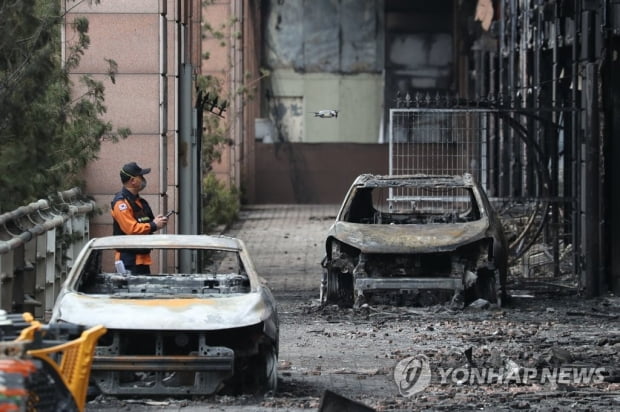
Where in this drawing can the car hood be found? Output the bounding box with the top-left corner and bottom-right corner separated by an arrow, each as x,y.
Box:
52,291 -> 274,331
328,218 -> 490,254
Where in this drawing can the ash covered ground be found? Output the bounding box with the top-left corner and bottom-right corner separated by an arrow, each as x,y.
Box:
86,205 -> 620,411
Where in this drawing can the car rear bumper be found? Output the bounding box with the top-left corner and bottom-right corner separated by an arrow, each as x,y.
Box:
355,277 -> 464,291
91,347 -> 235,395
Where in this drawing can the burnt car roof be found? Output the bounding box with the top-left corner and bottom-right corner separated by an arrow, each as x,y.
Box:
352,173 -> 475,188
87,234 -> 243,250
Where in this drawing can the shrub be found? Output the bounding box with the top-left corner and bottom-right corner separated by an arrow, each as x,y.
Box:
202,172 -> 240,232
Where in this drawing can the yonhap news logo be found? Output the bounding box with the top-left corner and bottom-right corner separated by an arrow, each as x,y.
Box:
393,355 -> 432,397
394,355 -> 606,397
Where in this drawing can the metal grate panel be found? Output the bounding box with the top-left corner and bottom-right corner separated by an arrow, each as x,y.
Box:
389,108 -> 492,188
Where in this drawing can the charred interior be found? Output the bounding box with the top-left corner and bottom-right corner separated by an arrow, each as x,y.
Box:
78,273 -> 251,296
76,248 -> 251,296
343,180 -> 481,224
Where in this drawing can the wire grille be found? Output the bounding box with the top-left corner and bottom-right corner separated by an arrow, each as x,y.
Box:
382,186 -> 474,217
389,108 -> 491,187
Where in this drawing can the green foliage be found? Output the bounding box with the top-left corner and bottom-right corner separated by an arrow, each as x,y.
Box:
196,74 -> 232,169
196,72 -> 237,231
0,0 -> 129,212
198,1 -> 275,230
202,172 -> 239,232
196,6 -> 238,230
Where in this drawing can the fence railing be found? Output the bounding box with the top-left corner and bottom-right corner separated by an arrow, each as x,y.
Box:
388,107 -> 490,186
0,188 -> 95,320
388,104 -> 574,281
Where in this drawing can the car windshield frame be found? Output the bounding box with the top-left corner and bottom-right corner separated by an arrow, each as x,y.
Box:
338,175 -> 486,224
66,241 -> 257,298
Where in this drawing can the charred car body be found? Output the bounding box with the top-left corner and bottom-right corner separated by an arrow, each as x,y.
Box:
321,174 -> 508,307
49,234 -> 278,396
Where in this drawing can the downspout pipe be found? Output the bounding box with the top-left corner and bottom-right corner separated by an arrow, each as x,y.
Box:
159,0 -> 169,226
231,0 -> 244,189
177,2 -> 197,273
178,4 -> 197,238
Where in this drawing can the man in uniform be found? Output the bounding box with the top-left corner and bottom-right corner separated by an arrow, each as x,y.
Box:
110,162 -> 168,274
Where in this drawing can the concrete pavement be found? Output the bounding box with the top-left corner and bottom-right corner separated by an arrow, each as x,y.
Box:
223,204 -> 340,293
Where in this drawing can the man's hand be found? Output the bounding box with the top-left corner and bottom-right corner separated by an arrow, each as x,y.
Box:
154,214 -> 168,229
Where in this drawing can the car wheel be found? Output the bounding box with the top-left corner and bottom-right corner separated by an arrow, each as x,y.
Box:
495,273 -> 504,307
257,343 -> 278,395
325,264 -> 353,307
228,343 -> 278,396
475,270 -> 499,305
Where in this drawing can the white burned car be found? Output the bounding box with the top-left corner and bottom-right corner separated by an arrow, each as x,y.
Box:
50,234 -> 278,396
321,174 -> 508,308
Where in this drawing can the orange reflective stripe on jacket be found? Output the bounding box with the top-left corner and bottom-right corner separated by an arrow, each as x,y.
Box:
111,198 -> 154,236
110,197 -> 154,266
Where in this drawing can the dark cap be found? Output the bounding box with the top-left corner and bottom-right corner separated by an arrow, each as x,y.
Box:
120,162 -> 151,182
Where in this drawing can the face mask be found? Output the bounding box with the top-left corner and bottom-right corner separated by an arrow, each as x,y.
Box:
138,177 -> 147,191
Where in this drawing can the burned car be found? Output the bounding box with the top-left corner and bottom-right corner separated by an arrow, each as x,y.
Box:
321,173 -> 508,308
49,234 -> 278,396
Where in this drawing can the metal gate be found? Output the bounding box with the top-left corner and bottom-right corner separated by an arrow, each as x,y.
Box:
388,100 -> 574,284
389,108 -> 489,185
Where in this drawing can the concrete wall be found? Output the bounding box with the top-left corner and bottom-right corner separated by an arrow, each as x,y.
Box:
254,143 -> 388,204
201,0 -> 234,186
260,0 -> 385,145
262,70 -> 384,144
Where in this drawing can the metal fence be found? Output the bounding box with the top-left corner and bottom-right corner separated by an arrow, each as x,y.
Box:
388,104 -> 574,281
0,188 -> 95,320
389,108 -> 489,186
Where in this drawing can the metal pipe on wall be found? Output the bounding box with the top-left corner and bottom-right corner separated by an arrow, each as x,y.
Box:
551,0 -> 561,277
531,0 -> 542,198
498,0 -> 509,197
509,0 -> 520,197
159,0 -> 169,222
595,0 -> 607,300
520,0 -> 531,197
178,2 -> 196,236
231,0 -> 244,189
178,1 -> 198,271
583,62 -> 601,297
580,1 -> 604,296
174,0 -> 180,216
159,0 -> 169,272
571,0 -> 581,286
488,49 -> 498,196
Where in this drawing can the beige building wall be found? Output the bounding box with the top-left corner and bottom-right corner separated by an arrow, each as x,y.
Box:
65,0 -> 202,237
201,0 -> 233,186
200,0 -> 263,203
268,70 -> 383,143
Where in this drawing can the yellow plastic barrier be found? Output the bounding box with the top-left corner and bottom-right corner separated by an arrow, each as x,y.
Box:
14,314 -> 106,412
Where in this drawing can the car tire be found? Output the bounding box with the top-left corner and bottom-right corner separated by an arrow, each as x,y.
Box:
325,265 -> 353,307
257,343 -> 278,395
475,270 -> 499,305
228,343 -> 278,396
